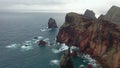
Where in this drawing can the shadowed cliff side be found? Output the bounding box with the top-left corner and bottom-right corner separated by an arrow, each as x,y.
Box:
57,9 -> 120,68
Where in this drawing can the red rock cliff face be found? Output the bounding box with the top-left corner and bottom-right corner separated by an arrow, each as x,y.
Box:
57,12 -> 120,68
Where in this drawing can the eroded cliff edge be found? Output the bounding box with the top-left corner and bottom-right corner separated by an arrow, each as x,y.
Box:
57,9 -> 120,68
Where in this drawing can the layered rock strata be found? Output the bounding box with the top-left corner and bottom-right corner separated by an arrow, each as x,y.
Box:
57,12 -> 120,68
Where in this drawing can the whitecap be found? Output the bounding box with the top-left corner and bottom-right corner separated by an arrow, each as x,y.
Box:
50,59 -> 60,65
79,64 -> 84,68
71,46 -> 78,50
25,40 -> 32,43
45,27 -> 48,29
52,49 -> 61,54
31,39 -> 38,44
83,60 -> 86,63
33,39 -> 39,43
23,41 -> 32,46
92,63 -> 97,68
21,45 -> 33,51
59,43 -> 68,52
56,42 -> 60,45
40,29 -> 46,32
47,28 -> 52,31
37,36 -> 43,39
82,54 -> 97,67
6,44 -> 20,48
43,38 -> 49,42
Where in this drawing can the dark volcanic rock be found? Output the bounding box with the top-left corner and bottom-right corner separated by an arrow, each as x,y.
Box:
57,9 -> 120,68
38,40 -> 47,46
98,14 -> 104,20
60,49 -> 74,68
48,18 -> 58,28
83,9 -> 96,20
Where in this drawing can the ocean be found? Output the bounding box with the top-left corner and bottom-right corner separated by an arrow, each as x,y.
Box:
0,12 -> 90,68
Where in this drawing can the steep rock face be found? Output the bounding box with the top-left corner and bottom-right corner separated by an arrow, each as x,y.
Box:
83,9 -> 96,20
103,6 -> 120,26
48,18 -> 58,28
98,14 -> 104,20
57,12 -> 120,68
60,50 -> 74,68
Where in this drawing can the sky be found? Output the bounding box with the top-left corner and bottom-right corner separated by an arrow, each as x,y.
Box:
0,0 -> 120,16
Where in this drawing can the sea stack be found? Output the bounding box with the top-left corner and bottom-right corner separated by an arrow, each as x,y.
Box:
57,7 -> 120,68
48,18 -> 58,28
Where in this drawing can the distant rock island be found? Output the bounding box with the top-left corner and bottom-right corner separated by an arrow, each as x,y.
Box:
57,6 -> 120,68
48,18 -> 58,28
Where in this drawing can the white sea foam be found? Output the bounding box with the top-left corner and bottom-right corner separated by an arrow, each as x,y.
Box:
52,43 -> 75,54
32,36 -> 44,43
25,40 -> 31,43
79,64 -> 84,68
50,59 -> 60,65
37,36 -> 43,39
45,27 -> 48,29
21,45 -> 33,51
43,38 -> 49,42
6,44 -> 20,48
59,43 -> 68,51
82,54 -> 97,68
52,49 -> 61,53
34,39 -> 40,43
40,29 -> 46,32
40,27 -> 52,32
47,28 -> 52,31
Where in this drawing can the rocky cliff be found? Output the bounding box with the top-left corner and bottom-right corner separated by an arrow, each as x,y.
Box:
102,6 -> 120,27
57,10 -> 120,68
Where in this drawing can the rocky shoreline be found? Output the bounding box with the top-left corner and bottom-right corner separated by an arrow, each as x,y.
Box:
57,6 -> 120,68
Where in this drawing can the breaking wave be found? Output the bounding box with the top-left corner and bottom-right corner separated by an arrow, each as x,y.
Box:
50,59 -> 60,65
6,44 -> 21,48
21,45 -> 33,51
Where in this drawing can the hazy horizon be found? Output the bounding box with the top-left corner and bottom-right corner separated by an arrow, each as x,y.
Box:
0,0 -> 120,17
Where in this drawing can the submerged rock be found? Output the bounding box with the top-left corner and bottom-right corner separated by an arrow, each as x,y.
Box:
38,40 -> 47,46
57,6 -> 120,68
48,18 -> 58,28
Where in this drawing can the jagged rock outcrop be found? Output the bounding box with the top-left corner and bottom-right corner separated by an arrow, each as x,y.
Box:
83,9 -> 96,20
57,11 -> 120,68
59,49 -> 74,68
103,6 -> 120,26
48,18 -> 58,28
98,14 -> 104,20
38,40 -> 47,46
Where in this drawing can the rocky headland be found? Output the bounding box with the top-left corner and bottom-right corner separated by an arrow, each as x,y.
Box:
57,6 -> 120,68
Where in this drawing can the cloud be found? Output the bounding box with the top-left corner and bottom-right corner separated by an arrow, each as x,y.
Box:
0,0 -> 72,6
0,0 -> 120,16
